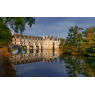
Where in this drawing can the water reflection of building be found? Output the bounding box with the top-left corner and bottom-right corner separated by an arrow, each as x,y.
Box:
10,50 -> 59,65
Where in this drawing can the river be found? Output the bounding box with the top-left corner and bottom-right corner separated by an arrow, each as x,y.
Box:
9,49 -> 95,77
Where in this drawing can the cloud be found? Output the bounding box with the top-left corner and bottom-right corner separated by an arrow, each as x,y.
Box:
22,17 -> 95,39
24,20 -> 77,38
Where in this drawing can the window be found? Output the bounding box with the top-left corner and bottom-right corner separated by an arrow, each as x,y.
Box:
35,43 -> 38,45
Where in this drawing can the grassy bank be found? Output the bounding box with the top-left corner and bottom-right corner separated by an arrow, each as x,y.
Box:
59,47 -> 95,56
3,47 -> 11,57
59,47 -> 84,56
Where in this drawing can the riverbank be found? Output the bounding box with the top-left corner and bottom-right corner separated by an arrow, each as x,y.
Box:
0,48 -> 17,77
59,47 -> 84,56
59,48 -> 95,56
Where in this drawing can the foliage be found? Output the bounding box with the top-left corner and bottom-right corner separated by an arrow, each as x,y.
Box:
63,41 -> 72,53
60,38 -> 65,46
63,26 -> 84,53
0,18 -> 12,45
83,36 -> 95,56
2,17 -> 35,35
67,26 -> 83,44
62,26 -> 95,56
0,17 -> 35,46
82,27 -> 95,56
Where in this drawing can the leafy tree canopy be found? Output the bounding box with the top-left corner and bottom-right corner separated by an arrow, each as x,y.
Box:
60,38 -> 65,46
0,17 -> 35,46
67,26 -> 84,44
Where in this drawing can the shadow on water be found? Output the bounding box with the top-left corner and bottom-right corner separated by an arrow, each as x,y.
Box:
10,49 -> 95,77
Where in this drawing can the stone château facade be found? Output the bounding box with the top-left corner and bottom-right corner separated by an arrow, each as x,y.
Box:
9,33 -> 60,50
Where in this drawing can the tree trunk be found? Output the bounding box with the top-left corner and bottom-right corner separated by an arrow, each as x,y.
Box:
76,33 -> 78,50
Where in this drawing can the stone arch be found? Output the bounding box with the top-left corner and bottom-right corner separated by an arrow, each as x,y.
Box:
22,45 -> 27,50
30,46 -> 33,49
11,45 -> 20,54
36,49 -> 39,53
30,49 -> 33,53
22,45 -> 27,53
12,44 -> 22,50
36,46 -> 39,50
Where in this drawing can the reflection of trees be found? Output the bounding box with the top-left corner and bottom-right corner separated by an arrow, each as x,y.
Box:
81,57 -> 95,77
59,54 -> 95,77
60,55 -> 83,77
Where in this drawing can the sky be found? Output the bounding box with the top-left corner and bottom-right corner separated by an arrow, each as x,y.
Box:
14,17 -> 95,39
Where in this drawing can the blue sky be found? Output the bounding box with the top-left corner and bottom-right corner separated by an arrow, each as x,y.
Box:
14,17 -> 95,39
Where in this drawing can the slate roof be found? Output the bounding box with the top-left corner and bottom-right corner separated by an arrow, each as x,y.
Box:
13,34 -> 43,39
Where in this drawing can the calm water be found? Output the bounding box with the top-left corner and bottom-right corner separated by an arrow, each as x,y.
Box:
9,49 -> 95,77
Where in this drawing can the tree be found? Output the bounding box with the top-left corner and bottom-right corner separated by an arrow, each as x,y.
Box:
0,18 -> 12,46
82,27 -> 95,47
83,36 -> 95,56
67,26 -> 84,51
1,17 -> 35,35
0,17 -> 35,46
60,38 -> 65,46
63,40 -> 72,53
82,27 -> 95,56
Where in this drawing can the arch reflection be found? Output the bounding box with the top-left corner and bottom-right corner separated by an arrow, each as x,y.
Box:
10,50 -> 59,65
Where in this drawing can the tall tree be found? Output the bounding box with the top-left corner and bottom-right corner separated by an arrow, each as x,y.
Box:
82,26 -> 95,47
1,17 -> 35,35
67,26 -> 84,50
82,27 -> 95,56
0,18 -> 12,45
60,38 -> 65,46
0,17 -> 35,46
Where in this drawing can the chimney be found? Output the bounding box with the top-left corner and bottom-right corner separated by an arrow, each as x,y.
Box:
11,30 -> 13,35
43,35 -> 45,39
